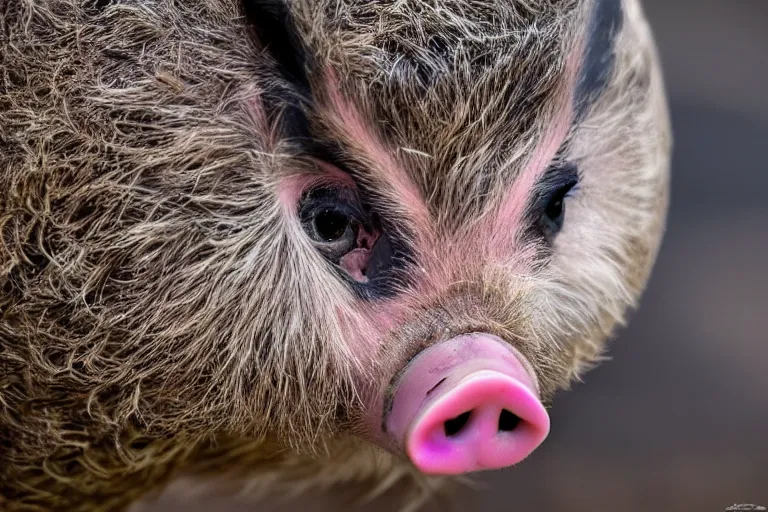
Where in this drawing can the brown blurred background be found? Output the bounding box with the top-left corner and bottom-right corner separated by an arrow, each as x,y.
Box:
137,1 -> 768,510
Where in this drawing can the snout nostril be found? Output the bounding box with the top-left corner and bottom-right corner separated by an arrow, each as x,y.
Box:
443,411 -> 472,437
498,409 -> 521,432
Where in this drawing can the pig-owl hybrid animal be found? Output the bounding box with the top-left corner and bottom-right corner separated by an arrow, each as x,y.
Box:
0,0 -> 670,509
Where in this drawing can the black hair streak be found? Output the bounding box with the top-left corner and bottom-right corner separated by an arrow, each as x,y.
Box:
574,0 -> 624,120
241,0 -> 315,144
242,0 -> 309,89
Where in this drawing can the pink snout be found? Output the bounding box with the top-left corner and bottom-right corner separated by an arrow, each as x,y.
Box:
383,334 -> 550,475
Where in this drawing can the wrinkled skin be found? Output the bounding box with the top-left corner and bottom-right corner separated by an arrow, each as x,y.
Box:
0,0 -> 671,510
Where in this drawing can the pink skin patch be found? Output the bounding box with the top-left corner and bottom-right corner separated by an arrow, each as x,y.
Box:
339,249 -> 369,282
339,224 -> 380,283
381,333 -> 550,474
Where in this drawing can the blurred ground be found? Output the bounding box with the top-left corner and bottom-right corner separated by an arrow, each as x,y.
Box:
138,1 -> 768,510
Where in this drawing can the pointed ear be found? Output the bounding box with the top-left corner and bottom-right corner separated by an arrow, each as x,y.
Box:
242,0 -> 309,88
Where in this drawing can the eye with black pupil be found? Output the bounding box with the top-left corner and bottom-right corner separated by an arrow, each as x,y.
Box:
545,192 -> 566,224
298,187 -> 366,263
314,209 -> 351,242
538,174 -> 577,240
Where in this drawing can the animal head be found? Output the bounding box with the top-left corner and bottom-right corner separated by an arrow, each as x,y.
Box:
0,0 -> 669,504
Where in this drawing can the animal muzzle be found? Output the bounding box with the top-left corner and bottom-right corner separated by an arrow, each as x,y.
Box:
369,334 -> 550,475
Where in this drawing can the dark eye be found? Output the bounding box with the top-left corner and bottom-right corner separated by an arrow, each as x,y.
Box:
544,187 -> 568,229
314,209 -> 351,242
299,187 -> 362,262
304,207 -> 358,260
535,163 -> 579,241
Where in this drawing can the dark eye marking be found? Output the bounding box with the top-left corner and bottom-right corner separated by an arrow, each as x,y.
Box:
574,0 -> 623,119
241,0 -> 315,148
242,0 -> 309,88
525,163 -> 580,243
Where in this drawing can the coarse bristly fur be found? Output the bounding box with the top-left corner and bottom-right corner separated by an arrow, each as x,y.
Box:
0,0 -> 671,510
